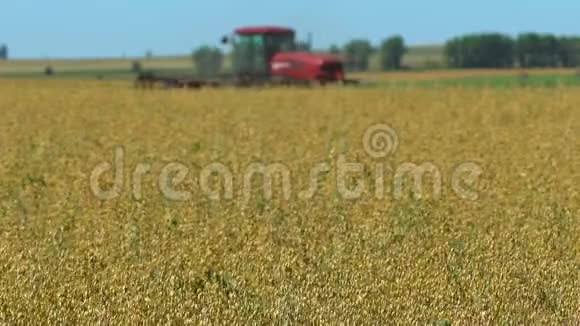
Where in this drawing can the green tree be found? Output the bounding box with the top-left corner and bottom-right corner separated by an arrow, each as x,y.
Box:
131,61 -> 143,73
380,35 -> 406,70
517,33 -> 560,68
343,39 -> 374,72
558,37 -> 580,67
329,44 -> 341,55
192,46 -> 224,78
444,38 -> 461,68
445,34 -> 514,68
0,44 -> 8,60
44,66 -> 54,76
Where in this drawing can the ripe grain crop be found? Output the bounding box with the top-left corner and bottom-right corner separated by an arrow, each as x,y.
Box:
0,80 -> 578,324
352,68 -> 579,82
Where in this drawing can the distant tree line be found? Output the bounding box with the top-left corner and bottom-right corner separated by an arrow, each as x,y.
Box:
337,32 -> 580,71
445,33 -> 580,68
338,32 -> 580,71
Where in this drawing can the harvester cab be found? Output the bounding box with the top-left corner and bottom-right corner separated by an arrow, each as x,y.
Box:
225,26 -> 347,84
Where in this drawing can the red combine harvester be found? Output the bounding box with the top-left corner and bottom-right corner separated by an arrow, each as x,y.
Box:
136,26 -> 358,89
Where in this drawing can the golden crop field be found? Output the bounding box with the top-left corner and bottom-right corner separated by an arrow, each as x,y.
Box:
0,79 -> 579,324
351,68 -> 580,82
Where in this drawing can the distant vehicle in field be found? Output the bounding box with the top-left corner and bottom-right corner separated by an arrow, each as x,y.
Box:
136,26 -> 358,89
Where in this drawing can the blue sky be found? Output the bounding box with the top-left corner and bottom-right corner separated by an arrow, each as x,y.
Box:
1,0 -> 579,58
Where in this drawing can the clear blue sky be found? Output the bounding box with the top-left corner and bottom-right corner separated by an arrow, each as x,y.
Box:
1,0 -> 579,59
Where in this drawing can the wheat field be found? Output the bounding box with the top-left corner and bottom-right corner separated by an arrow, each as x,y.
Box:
0,79 -> 579,324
